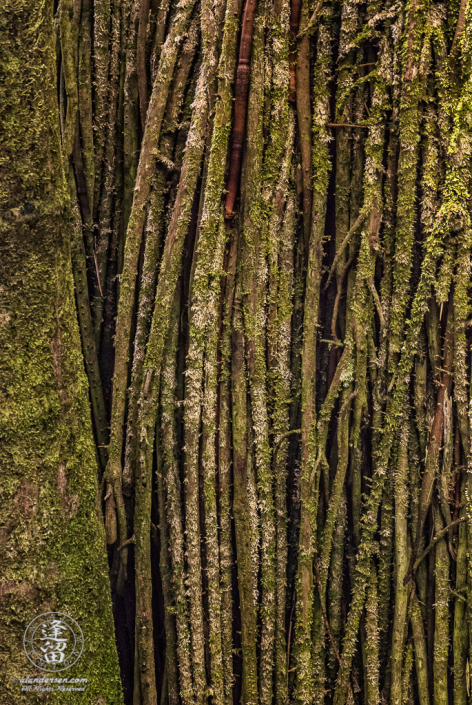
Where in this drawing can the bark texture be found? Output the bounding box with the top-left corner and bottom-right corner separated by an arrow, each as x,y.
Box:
0,0 -> 123,702
4,1 -> 472,704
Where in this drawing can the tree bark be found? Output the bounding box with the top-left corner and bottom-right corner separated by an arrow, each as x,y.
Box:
0,1 -> 124,701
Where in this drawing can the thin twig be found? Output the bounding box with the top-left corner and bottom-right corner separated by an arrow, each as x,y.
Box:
314,555 -> 341,664
367,276 -> 386,333
325,211 -> 366,290
328,123 -> 371,128
118,534 -> 136,551
93,236 -> 103,296
404,516 -> 465,584
273,429 -> 301,464
314,554 -> 356,701
297,0 -> 323,39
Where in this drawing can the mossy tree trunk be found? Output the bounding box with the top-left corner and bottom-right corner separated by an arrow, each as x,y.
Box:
3,0 -> 472,704
0,0 -> 124,703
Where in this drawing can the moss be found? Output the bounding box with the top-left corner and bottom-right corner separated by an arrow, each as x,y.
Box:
0,0 -> 123,701
453,477 -> 468,705
231,286 -> 259,705
5,1 -> 472,703
433,509 -> 449,705
294,6 -> 336,703
159,297 -> 195,705
390,423 -> 410,705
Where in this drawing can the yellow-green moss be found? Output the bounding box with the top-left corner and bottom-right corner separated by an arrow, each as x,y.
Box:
0,1 -> 123,702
